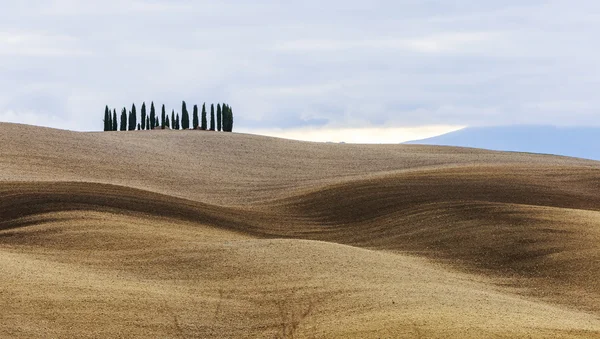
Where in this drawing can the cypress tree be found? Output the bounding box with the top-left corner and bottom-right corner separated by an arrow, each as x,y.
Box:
129,104 -> 137,131
222,104 -> 228,132
112,109 -> 117,131
155,117 -> 159,129
120,108 -> 127,131
181,101 -> 189,129
150,102 -> 156,130
230,107 -> 234,132
223,105 -> 234,132
141,102 -> 147,130
201,103 -> 207,130
137,123 -> 141,130
210,104 -> 215,131
193,104 -> 199,129
103,106 -> 109,131
166,115 -> 171,129
217,104 -> 222,132
146,116 -> 149,130
107,108 -> 112,131
161,104 -> 166,129
176,113 -> 180,130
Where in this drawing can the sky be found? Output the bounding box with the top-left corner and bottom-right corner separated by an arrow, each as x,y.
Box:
0,0 -> 599,143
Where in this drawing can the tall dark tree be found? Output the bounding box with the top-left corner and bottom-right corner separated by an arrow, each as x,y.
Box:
146,116 -> 150,130
112,109 -> 118,131
141,102 -> 147,130
230,107 -> 234,132
221,104 -> 226,131
128,111 -> 133,130
155,116 -> 159,129
171,111 -> 175,130
120,108 -> 127,131
129,104 -> 137,131
181,101 -> 189,130
137,123 -> 141,130
103,106 -> 110,131
176,113 -> 180,130
201,103 -> 207,130
166,115 -> 171,129
210,104 -> 215,131
161,104 -> 166,129
221,104 -> 228,132
223,104 -> 234,132
217,104 -> 222,132
107,108 -> 112,131
150,102 -> 156,130
193,104 -> 199,129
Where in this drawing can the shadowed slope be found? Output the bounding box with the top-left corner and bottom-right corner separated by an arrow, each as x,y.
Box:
259,165 -> 600,311
1,165 -> 599,316
0,181 -> 256,235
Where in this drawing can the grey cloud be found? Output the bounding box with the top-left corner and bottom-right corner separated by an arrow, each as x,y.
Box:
0,0 -> 599,131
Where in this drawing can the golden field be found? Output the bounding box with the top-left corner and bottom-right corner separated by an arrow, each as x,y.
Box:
1,123 -> 600,338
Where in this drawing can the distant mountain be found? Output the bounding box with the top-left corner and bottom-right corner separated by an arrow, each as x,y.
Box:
405,125 -> 600,161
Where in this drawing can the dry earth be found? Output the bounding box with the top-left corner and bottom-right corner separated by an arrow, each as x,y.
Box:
1,122 -> 600,338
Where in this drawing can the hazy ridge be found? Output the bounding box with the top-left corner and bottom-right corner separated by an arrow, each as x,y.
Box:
406,125 -> 600,161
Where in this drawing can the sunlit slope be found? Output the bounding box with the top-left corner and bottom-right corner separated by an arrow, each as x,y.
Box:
1,122 -> 597,205
2,123 -> 600,338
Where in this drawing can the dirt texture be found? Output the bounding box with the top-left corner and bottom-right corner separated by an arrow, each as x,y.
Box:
1,122 -> 600,338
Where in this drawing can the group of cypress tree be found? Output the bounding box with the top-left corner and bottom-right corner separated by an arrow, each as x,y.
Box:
103,101 -> 234,132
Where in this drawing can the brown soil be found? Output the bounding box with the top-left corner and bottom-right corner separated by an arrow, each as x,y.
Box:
1,122 -> 600,338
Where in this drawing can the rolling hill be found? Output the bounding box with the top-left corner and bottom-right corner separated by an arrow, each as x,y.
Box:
1,122 -> 600,338
405,125 -> 600,161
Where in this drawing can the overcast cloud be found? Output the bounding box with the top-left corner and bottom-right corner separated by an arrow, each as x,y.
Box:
0,1 -> 599,140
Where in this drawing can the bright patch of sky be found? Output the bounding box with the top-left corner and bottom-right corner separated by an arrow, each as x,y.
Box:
241,125 -> 465,144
